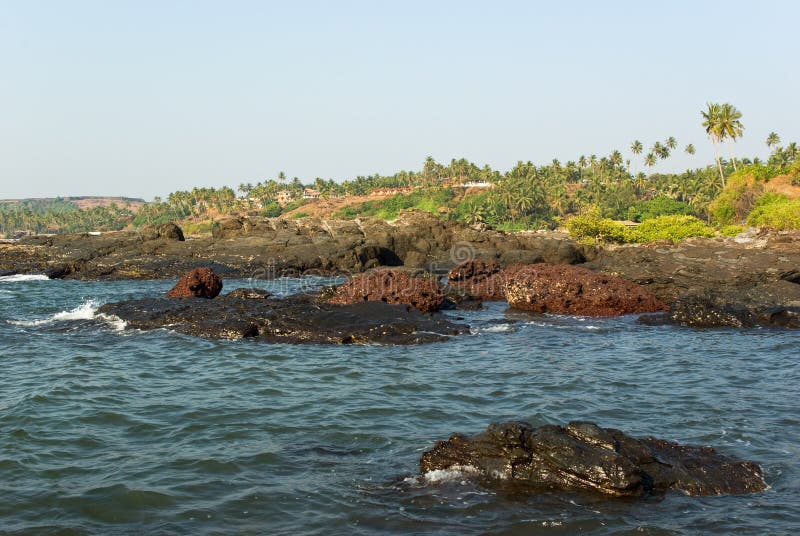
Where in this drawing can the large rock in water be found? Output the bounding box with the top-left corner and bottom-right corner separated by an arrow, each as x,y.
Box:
328,269 -> 445,313
166,267 -> 223,299
98,292 -> 466,344
505,264 -> 667,316
420,421 -> 767,497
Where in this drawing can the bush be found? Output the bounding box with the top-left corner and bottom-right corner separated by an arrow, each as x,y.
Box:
630,215 -> 714,243
566,215 -> 631,243
719,224 -> 745,237
746,194 -> 800,230
291,211 -> 310,219
262,202 -> 282,218
628,196 -> 694,222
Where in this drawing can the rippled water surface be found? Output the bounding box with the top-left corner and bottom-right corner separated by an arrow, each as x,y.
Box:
1,275 -> 798,535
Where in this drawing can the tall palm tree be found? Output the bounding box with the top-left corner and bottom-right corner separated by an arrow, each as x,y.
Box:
644,153 -> 657,169
701,102 -> 726,186
685,144 -> 696,155
766,132 -> 780,149
666,137 -> 678,151
717,103 -> 744,171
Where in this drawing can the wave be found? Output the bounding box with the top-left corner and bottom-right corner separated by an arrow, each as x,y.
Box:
471,324 -> 513,334
0,274 -> 50,283
403,464 -> 482,486
7,299 -> 126,330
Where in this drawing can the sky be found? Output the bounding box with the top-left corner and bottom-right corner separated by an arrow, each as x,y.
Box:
1,0 -> 798,200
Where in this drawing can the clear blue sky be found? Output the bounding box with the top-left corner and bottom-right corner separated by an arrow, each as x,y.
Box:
1,0 -> 798,199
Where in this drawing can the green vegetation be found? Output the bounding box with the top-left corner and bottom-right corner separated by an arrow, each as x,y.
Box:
0,198 -> 133,236
566,216 -> 631,244
632,215 -> 715,243
720,224 -> 745,237
566,214 -> 715,244
746,194 -> 800,230
291,211 -> 310,219
627,196 -> 694,222
3,103 -> 798,238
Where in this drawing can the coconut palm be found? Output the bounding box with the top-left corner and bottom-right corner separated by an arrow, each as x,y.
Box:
766,132 -> 780,149
666,137 -> 678,150
685,144 -> 696,155
644,153 -> 656,169
717,103 -> 744,171
701,102 -> 726,186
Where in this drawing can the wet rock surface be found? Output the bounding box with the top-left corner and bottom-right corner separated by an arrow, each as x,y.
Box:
98,292 -> 467,344
420,421 -> 768,497
166,267 -> 223,299
505,264 -> 667,316
327,269 -> 445,313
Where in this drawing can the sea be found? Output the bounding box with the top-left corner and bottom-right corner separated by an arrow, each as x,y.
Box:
0,274 -> 798,535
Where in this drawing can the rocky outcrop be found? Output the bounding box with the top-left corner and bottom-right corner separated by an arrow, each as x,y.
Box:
139,222 -> 185,241
98,292 -> 467,344
0,212 -> 588,281
166,268 -> 223,299
639,287 -> 800,328
505,264 -> 667,316
328,269 -> 445,313
420,421 -> 767,497
586,236 -> 800,327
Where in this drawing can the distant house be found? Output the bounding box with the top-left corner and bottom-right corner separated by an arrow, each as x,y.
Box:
302,188 -> 321,200
459,180 -> 493,189
276,190 -> 294,205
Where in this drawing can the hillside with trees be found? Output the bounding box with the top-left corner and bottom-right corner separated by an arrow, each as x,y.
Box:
2,103 -> 798,239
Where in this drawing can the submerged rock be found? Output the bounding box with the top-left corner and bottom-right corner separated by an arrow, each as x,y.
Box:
98,292 -> 467,344
420,421 -> 767,497
328,269 -> 445,313
505,264 -> 667,316
167,268 -> 223,299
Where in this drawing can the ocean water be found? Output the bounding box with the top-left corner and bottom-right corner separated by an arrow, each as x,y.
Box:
0,275 -> 798,535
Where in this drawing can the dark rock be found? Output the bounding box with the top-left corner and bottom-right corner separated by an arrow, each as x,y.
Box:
447,259 -> 502,282
225,288 -> 272,299
139,222 -> 185,241
98,293 -> 467,344
420,421 -> 767,497
639,288 -> 800,328
328,269 -> 445,313
166,268 -> 223,299
505,264 -> 667,316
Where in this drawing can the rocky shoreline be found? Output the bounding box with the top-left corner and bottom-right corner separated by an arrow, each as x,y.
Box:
2,212 -> 799,328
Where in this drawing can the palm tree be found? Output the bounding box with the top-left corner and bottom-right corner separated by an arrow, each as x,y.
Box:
701,102 -> 726,186
717,103 -> 744,171
766,132 -> 780,149
631,140 -> 643,156
644,153 -> 656,169
685,144 -> 696,155
666,137 -> 678,151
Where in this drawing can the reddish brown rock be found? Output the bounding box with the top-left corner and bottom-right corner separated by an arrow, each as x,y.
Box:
166,268 -> 223,299
505,264 -> 666,316
446,261 -> 525,301
328,269 -> 445,313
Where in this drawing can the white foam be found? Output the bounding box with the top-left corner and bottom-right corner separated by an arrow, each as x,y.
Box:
0,274 -> 50,283
471,324 -> 512,334
6,299 -> 125,330
421,465 -> 481,484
